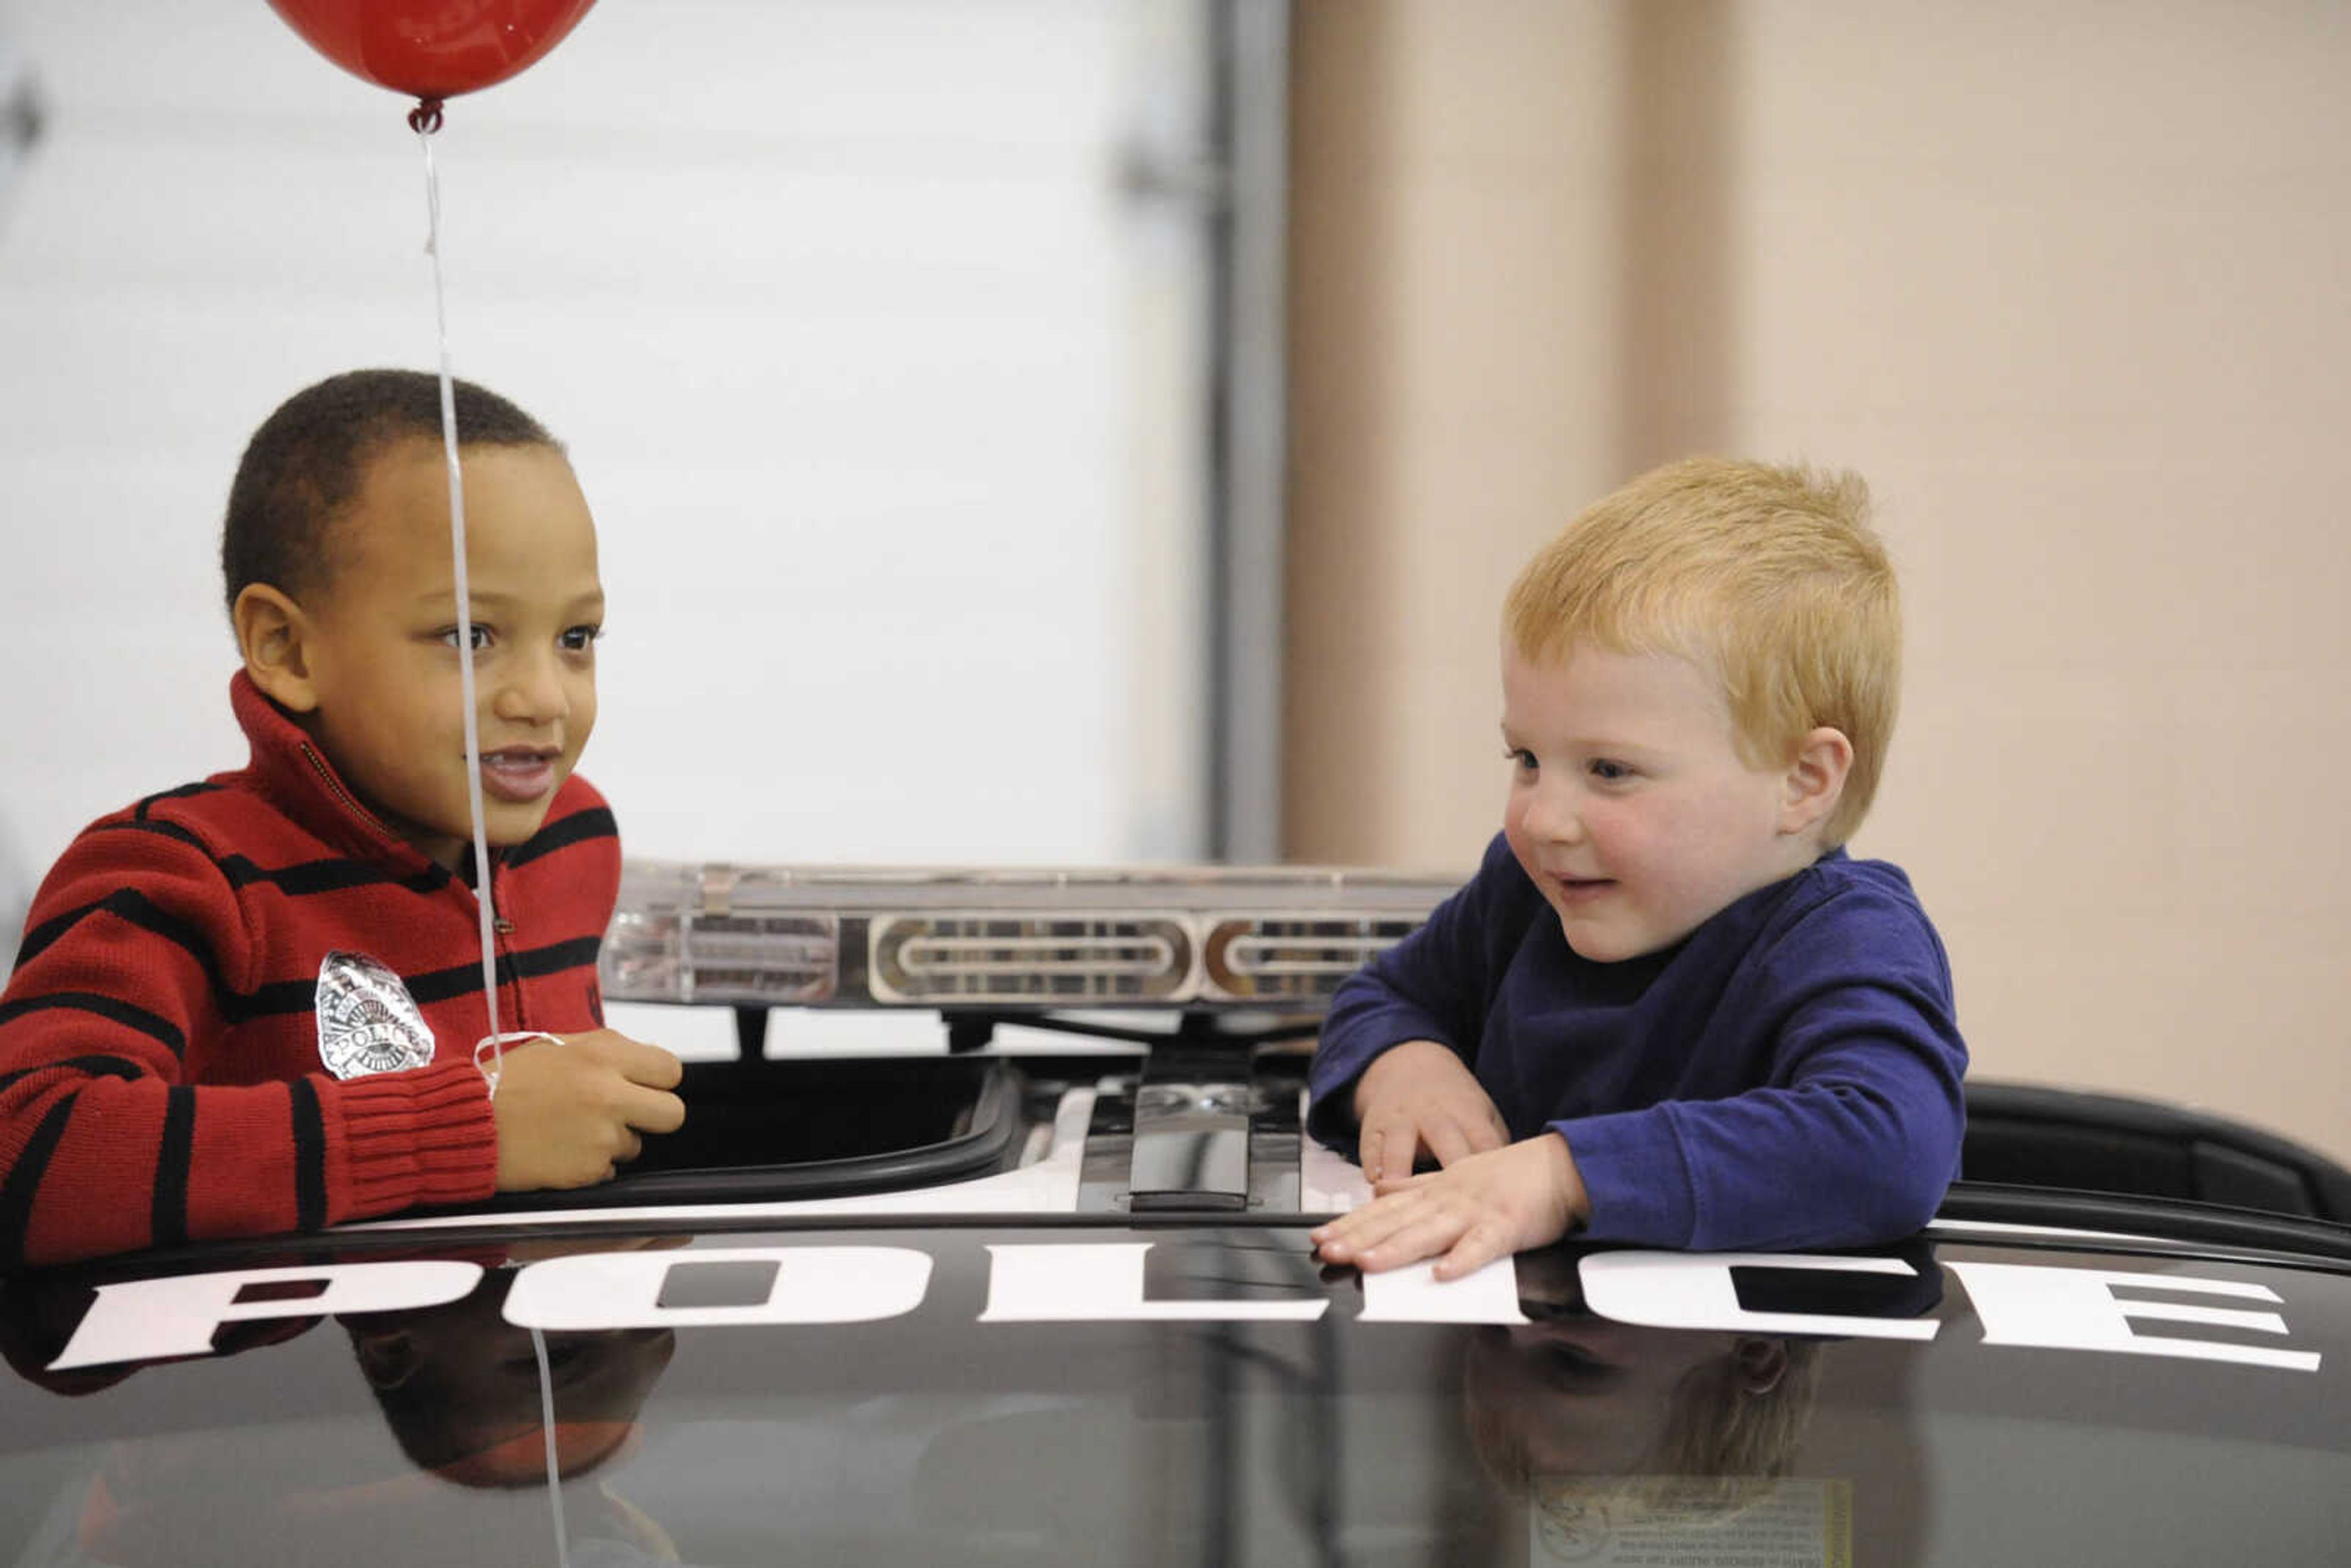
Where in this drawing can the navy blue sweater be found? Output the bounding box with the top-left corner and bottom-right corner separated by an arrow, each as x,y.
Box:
1307,835 -> 1967,1250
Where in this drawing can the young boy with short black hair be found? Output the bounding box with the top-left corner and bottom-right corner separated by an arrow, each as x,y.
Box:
0,369 -> 684,1268
1310,457 -> 1966,1278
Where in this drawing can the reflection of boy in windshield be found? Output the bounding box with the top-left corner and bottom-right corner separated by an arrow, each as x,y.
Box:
10,1252 -> 686,1567
1466,1314 -> 1818,1491
343,1262 -> 675,1493
1461,1253 -> 1822,1498
1461,1251 -> 1827,1556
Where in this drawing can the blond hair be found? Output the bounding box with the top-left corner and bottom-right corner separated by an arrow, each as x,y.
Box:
1466,1335 -> 1826,1500
1502,456 -> 1899,846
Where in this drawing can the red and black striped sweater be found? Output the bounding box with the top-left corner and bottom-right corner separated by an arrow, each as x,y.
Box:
0,673 -> 618,1267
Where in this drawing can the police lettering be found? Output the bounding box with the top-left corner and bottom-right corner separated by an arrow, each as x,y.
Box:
43,1244 -> 2325,1375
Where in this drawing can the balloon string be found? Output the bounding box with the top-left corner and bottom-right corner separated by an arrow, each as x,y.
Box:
416,123 -> 505,1057
532,1327 -> 575,1568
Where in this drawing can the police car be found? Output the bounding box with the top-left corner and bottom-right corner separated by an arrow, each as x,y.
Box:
1,862 -> 2346,1565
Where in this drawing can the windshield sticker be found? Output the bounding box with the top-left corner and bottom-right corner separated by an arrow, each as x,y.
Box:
1942,1260 -> 2323,1373
1528,1477 -> 1852,1567
508,1246 -> 934,1330
1357,1253 -> 1531,1324
978,1242 -> 1330,1323
50,1259 -> 483,1371
23,1241 -> 2327,1376
1580,1253 -> 1942,1342
315,950 -> 437,1079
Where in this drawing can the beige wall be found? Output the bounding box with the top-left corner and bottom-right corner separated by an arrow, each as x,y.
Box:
1284,0 -> 2351,1161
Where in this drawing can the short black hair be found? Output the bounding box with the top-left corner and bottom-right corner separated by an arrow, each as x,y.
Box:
220,368 -> 560,617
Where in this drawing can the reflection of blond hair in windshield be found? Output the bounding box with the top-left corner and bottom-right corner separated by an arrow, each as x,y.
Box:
1461,1253 -> 1825,1527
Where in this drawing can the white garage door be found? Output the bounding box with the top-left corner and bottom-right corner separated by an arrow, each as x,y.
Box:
0,0 -> 1224,946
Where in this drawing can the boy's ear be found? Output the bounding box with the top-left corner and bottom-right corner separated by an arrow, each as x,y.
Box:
1777,726 -> 1853,838
350,1327 -> 421,1390
233,583 -> 322,715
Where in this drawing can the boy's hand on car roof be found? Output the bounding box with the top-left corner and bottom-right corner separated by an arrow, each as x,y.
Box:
490,1030 -> 687,1192
1311,1132 -> 1586,1281
1351,1039 -> 1510,1184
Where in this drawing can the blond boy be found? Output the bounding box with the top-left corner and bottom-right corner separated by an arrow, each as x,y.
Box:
1310,458 -> 1965,1278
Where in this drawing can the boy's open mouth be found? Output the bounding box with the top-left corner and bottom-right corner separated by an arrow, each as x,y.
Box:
477,746 -> 562,804
1552,874 -> 1615,903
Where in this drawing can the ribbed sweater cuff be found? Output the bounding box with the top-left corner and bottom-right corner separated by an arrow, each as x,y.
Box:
332,1057 -> 500,1218
1553,1106 -> 1697,1248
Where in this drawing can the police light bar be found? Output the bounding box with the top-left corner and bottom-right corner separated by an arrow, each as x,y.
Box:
599,863 -> 1455,1010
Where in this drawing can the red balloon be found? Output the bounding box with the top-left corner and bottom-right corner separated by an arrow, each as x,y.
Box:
266,0 -> 599,103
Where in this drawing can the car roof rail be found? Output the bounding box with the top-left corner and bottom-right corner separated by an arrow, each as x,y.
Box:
1962,1079 -> 2351,1225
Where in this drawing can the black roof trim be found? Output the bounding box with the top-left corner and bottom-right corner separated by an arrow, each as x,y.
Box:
1938,1180 -> 2351,1268
1964,1079 -> 2351,1222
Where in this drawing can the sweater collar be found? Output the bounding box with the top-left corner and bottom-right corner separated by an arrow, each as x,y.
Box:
229,670 -> 454,883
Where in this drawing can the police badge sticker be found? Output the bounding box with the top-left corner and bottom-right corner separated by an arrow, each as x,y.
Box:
316,951 -> 437,1079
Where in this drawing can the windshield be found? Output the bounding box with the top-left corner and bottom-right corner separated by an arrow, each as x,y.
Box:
4,1227 -> 2347,1566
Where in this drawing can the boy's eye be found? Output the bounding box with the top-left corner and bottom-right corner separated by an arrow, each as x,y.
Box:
560,625 -> 604,652
440,624 -> 492,651
1588,759 -> 1634,782
1505,747 -> 1537,773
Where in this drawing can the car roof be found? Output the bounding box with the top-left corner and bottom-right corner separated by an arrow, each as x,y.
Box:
3,1198 -> 2348,1567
